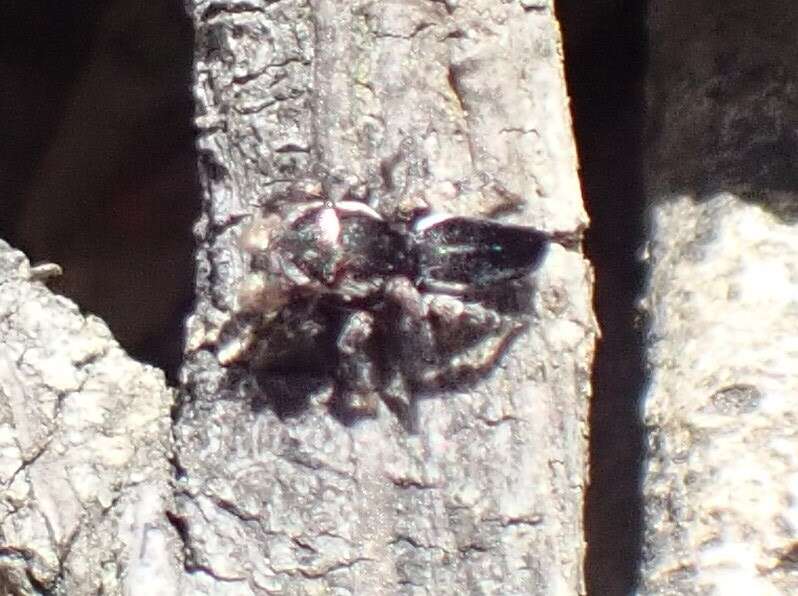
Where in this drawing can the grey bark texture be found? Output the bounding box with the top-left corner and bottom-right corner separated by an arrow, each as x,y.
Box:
643,2 -> 798,593
177,1 -> 592,595
0,1 -> 592,594
0,241 -> 181,594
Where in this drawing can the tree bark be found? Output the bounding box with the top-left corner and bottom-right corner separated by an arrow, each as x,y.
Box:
177,0 -> 592,594
0,241 -> 180,594
643,2 -> 798,593
0,1 -> 591,594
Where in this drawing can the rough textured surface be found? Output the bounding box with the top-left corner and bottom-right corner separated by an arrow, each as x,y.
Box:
178,0 -> 593,594
0,240 -> 181,594
642,196 -> 798,594
643,2 -> 798,593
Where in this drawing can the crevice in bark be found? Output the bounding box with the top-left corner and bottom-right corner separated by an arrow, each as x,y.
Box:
555,2 -> 649,595
165,508 -> 193,570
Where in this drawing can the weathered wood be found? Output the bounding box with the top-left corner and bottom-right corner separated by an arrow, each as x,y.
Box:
643,2 -> 798,593
0,241 -> 179,594
177,1 -> 592,594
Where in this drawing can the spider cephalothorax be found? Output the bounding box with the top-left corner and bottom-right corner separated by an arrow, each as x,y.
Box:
225,191 -> 552,428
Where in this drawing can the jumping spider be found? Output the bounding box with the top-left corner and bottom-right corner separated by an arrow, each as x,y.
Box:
222,182 -> 556,427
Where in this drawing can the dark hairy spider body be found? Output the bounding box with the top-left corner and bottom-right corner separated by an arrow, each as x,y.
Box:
229,193 -> 553,428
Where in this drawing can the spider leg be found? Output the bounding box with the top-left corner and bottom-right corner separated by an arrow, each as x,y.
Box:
423,293 -> 527,381
384,276 -> 440,386
381,363 -> 418,432
382,278 -> 526,405
425,294 -> 502,332
334,310 -> 380,418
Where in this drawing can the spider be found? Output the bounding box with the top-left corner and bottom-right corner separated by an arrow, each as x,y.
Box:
222,186 -> 555,427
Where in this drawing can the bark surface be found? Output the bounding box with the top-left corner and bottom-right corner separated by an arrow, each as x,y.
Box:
0,241 -> 180,594
643,2 -> 798,593
0,1 -> 592,594
177,0 -> 592,594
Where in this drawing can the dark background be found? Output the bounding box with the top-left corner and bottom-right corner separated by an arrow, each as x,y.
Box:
0,2 -> 648,594
556,1 -> 648,594
0,0 -> 199,377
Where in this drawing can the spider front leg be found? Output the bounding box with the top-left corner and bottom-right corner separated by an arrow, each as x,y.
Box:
383,277 -> 526,392
334,310 -> 381,419
384,277 -> 441,386
423,293 -> 527,382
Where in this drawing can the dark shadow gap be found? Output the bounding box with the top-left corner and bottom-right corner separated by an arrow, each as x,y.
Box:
555,1 -> 649,594
0,1 -> 199,381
